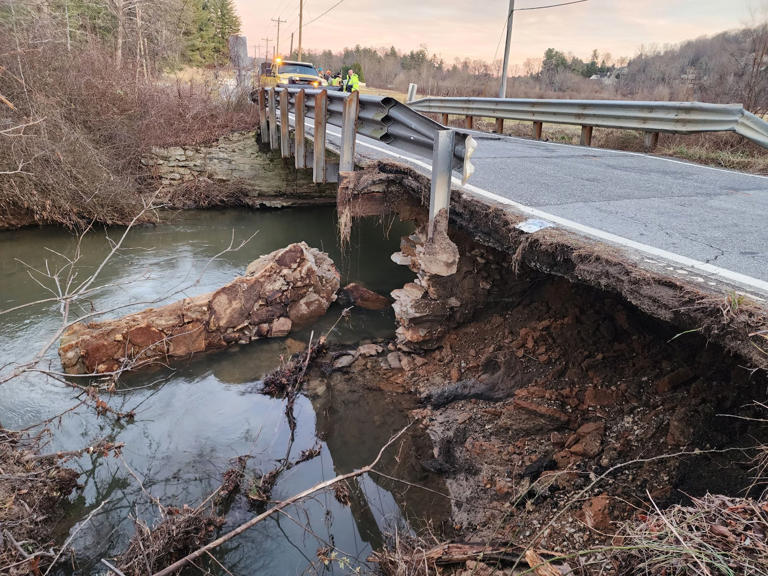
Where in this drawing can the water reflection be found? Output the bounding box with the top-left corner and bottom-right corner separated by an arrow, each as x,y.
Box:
0,208 -> 448,575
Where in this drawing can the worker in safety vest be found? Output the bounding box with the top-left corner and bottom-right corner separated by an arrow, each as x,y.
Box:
331,74 -> 342,87
343,68 -> 360,92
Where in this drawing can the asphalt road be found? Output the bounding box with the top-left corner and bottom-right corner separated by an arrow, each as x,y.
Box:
469,135 -> 768,280
313,120 -> 768,294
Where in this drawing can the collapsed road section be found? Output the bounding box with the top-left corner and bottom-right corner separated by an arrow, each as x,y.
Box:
327,158 -> 768,573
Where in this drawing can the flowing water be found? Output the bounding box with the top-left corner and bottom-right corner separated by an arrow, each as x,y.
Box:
0,207 -> 450,575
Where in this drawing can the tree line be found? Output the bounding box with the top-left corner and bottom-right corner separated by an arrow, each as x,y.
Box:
293,23 -> 768,113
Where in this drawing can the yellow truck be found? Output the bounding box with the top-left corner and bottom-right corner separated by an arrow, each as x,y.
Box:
259,58 -> 327,88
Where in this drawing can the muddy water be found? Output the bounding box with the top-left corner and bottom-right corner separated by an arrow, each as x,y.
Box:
0,208 -> 449,575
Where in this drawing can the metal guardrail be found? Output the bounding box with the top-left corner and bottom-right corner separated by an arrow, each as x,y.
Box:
250,86 -> 477,237
409,96 -> 768,150
255,87 -> 476,179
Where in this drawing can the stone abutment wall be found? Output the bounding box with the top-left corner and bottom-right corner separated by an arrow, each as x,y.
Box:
142,131 -> 337,207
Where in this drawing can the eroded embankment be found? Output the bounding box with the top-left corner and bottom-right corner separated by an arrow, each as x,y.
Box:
340,159 -> 768,368
328,159 -> 768,572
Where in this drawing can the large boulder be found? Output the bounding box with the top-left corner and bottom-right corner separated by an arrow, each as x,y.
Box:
58,243 -> 339,375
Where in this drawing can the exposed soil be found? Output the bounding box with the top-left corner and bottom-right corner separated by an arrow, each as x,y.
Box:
324,162 -> 768,572
316,272 -> 767,571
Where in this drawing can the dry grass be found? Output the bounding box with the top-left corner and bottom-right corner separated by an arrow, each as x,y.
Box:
1,22 -> 257,230
114,505 -> 224,576
610,494 -> 768,575
0,428 -> 80,576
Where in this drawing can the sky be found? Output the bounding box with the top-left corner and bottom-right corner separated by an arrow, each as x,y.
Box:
236,0 -> 766,67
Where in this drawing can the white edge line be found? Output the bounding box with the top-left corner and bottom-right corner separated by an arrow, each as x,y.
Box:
297,115 -> 768,296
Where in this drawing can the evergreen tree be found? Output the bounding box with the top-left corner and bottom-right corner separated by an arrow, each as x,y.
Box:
183,0 -> 241,66
183,0 -> 215,65
209,0 -> 241,64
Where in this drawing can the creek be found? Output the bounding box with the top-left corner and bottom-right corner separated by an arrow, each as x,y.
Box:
0,207 -> 449,575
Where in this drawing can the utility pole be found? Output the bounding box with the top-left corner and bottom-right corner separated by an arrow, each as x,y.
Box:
497,0 -> 588,98
272,17 -> 287,56
289,32 -> 294,57
65,1 -> 71,52
262,37 -> 272,62
499,0 -> 515,98
297,0 -> 303,61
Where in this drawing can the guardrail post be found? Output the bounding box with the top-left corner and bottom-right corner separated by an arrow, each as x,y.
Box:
643,131 -> 659,151
580,125 -> 593,147
279,89 -> 291,158
441,113 -> 449,126
406,83 -> 418,103
533,121 -> 543,140
465,115 -> 474,130
268,88 -> 279,150
340,91 -> 359,173
429,129 -> 455,240
495,118 -> 504,134
313,89 -> 328,183
294,89 -> 306,169
258,88 -> 268,145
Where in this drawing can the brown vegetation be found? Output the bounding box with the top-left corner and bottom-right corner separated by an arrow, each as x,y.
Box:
114,504 -> 224,576
0,2 -> 256,229
610,494 -> 768,575
0,428 -> 124,575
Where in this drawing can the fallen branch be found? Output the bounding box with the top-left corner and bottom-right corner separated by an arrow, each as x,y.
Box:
150,423 -> 414,576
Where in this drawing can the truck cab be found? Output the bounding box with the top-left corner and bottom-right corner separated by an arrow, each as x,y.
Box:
259,59 -> 326,88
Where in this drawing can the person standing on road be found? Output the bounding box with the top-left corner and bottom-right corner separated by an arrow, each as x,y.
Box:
343,68 -> 360,92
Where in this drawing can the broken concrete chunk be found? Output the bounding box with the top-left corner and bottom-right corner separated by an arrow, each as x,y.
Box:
270,317 -> 292,338
390,252 -> 412,266
58,243 -> 339,374
386,351 -> 402,370
332,355 -> 356,370
338,283 -> 391,310
288,292 -> 329,326
357,343 -> 383,357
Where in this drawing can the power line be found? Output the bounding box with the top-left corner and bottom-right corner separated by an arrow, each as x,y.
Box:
493,0 -> 589,62
492,17 -> 509,63
515,0 -> 588,11
270,0 -> 294,22
289,0 -> 310,36
303,0 -> 346,28
265,0 -> 294,40
497,0 -> 589,97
